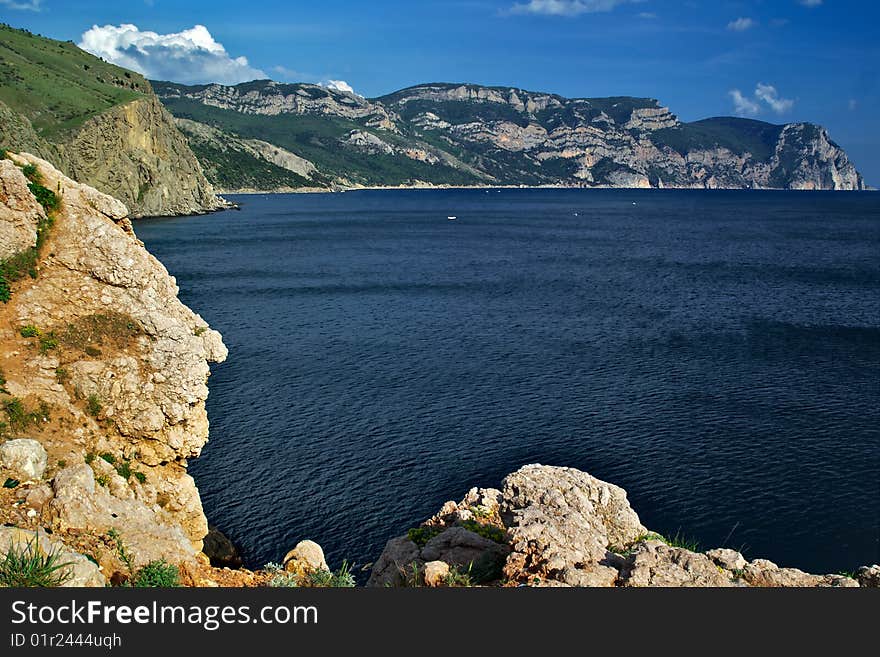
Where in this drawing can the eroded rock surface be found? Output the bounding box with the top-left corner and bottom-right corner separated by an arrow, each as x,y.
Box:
371,464 -> 872,588
0,152 -> 226,581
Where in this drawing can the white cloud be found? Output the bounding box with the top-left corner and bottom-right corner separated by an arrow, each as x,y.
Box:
322,80 -> 361,97
727,17 -> 756,31
0,0 -> 42,9
799,0 -> 822,6
729,83 -> 795,116
509,0 -> 634,16
78,24 -> 266,85
729,89 -> 760,116
637,12 -> 657,19
755,83 -> 794,114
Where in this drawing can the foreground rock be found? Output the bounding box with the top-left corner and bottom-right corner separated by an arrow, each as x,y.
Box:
0,151 -> 226,581
371,464 -> 872,587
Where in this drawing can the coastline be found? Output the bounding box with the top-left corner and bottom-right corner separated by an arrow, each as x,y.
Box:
217,183 -> 878,195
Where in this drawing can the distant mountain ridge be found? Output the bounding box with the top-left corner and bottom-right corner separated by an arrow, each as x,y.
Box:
0,24 -> 225,217
153,79 -> 866,192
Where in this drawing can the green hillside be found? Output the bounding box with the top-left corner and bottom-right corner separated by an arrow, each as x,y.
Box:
159,96 -> 481,186
655,117 -> 785,161
0,23 -> 149,138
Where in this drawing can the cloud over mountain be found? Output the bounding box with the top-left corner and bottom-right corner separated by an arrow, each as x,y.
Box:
78,24 -> 266,85
509,0 -> 634,16
729,83 -> 795,116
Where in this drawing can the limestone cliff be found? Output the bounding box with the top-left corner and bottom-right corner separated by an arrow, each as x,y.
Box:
0,151 -> 226,583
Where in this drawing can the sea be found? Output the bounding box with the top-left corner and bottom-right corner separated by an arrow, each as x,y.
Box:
135,188 -> 880,575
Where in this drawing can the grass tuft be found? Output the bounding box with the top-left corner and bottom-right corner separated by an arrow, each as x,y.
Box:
0,536 -> 72,587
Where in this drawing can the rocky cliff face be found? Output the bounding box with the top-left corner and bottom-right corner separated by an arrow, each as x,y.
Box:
58,96 -> 229,217
0,151 -> 226,582
370,464 -> 879,587
155,79 -> 866,191
0,25 -> 226,218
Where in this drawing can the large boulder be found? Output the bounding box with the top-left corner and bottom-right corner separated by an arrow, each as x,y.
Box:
202,526 -> 243,569
283,540 -> 328,576
500,464 -> 646,586
1,438 -> 48,482
368,536 -> 422,587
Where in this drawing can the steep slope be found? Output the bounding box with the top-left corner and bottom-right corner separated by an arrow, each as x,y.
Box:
0,24 -> 226,217
154,79 -> 865,191
0,150 -> 226,580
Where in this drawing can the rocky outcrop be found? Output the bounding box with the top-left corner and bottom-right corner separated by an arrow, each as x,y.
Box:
371,464 -> 873,587
0,158 -> 44,260
0,151 -> 226,581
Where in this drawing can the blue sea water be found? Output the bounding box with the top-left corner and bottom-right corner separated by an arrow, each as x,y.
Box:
136,189 -> 880,575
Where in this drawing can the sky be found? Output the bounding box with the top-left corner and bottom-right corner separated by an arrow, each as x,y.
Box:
1,0 -> 878,184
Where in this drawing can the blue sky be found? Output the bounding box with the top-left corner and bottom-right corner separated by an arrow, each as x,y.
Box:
2,0 -> 878,184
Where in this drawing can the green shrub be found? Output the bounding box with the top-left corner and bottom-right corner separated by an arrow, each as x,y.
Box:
132,471 -> 146,484
86,394 -> 101,417
96,474 -> 110,487
99,452 -> 115,465
19,325 -> 40,338
459,520 -> 506,544
84,452 -> 95,464
407,525 -> 444,547
661,531 -> 701,552
38,332 -> 58,354
0,536 -> 72,587
54,368 -> 69,384
20,163 -> 40,183
132,560 -> 180,588
28,183 -> 60,215
115,460 -> 131,479
268,561 -> 356,588
3,478 -> 20,489
443,565 -> 474,588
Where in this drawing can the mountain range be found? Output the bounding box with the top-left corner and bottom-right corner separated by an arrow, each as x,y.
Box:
0,23 -> 867,221
154,79 -> 866,193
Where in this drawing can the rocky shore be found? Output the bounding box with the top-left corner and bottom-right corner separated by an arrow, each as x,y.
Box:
0,151 -> 876,587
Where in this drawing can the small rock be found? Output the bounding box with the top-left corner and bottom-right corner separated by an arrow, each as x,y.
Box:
0,439 -> 48,481
424,561 -> 449,587
706,548 -> 748,571
283,540 -> 328,575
